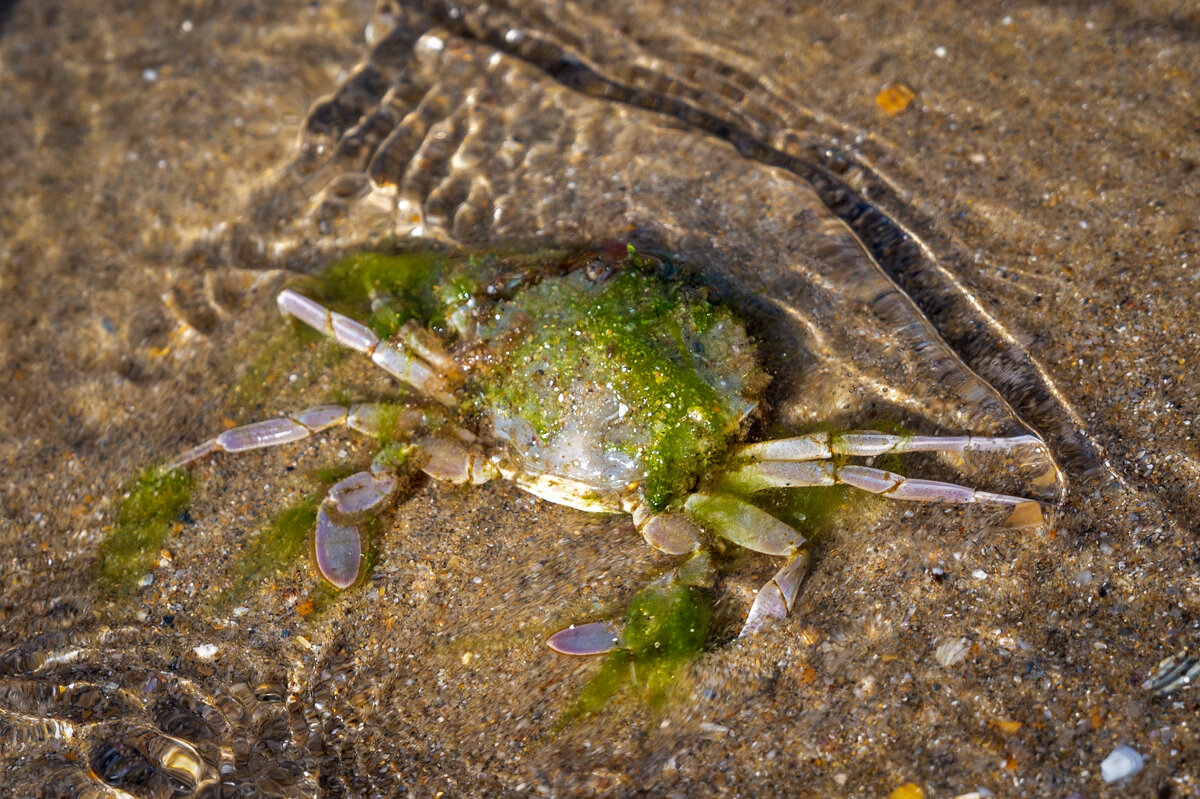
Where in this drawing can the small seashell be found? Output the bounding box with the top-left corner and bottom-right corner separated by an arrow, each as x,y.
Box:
1100,744 -> 1143,782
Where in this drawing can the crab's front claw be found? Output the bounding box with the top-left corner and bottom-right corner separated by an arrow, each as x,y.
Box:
547,621 -> 622,656
631,504 -> 701,555
314,469 -> 399,589
315,502 -> 362,589
739,550 -> 809,638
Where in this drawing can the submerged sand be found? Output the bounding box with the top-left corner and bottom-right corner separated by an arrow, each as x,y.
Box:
1,1 -> 1198,796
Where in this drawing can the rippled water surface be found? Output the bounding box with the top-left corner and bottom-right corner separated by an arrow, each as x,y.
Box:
2,1 -> 1198,796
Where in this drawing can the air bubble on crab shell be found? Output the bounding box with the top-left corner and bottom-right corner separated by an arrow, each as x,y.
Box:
547,622 -> 621,656
315,503 -> 361,589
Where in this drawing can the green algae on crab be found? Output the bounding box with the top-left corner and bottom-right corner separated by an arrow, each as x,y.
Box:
479,262 -> 764,511
304,245 -> 765,511
307,251 -> 447,339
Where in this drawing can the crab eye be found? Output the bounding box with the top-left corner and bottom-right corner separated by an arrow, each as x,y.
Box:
585,258 -> 614,282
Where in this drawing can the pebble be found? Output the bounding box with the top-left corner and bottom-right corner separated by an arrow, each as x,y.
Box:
699,721 -> 730,737
1100,744 -> 1143,782
192,643 -> 219,659
888,783 -> 924,799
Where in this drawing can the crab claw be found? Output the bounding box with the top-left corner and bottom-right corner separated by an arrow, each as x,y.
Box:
314,469 -> 401,589
549,551 -> 715,657
329,470 -> 398,513
314,502 -> 362,589
547,621 -> 621,656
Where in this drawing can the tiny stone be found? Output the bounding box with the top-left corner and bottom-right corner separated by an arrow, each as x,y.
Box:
1074,569 -> 1093,586
142,68 -> 158,82
1100,744 -> 1143,782
193,643 -> 219,659
875,83 -> 916,115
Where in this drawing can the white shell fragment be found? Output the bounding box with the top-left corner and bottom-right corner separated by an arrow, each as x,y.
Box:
1142,650 -> 1199,696
935,636 -> 971,667
1100,744 -> 1144,783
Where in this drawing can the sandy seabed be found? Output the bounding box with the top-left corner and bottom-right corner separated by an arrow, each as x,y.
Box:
1,1 -> 1198,796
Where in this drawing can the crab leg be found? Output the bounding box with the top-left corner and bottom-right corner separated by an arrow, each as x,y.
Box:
416,436 -> 499,485
677,491 -> 814,637
277,289 -> 457,406
739,550 -> 809,638
169,403 -> 430,469
172,397 -> 493,589
683,492 -> 806,555
723,460 -> 1033,506
548,550 -> 714,657
630,504 -> 702,555
734,431 -> 1043,463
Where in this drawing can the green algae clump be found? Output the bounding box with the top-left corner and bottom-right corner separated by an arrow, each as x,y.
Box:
231,494 -> 320,589
622,580 -> 710,662
563,578 -> 711,724
307,251 -> 448,339
96,466 -> 193,594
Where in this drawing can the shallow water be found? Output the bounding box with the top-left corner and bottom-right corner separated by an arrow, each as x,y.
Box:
1,1 -> 1198,796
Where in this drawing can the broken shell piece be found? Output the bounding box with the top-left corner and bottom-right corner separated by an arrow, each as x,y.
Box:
1100,745 -> 1143,783
1143,650 -> 1199,696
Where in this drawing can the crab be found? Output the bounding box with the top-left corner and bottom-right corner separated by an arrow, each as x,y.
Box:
171,245 -> 1043,650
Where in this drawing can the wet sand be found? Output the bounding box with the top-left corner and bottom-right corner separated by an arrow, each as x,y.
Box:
1,1 -> 1198,796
